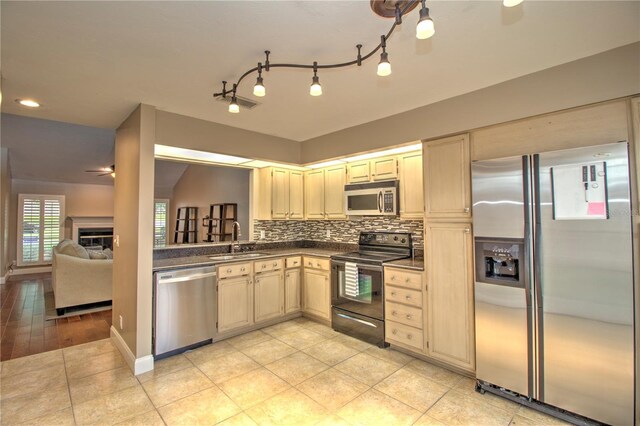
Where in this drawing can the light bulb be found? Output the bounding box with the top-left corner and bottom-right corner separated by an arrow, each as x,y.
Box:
503,0 -> 523,7
416,6 -> 435,39
310,76 -> 322,96
16,99 -> 40,108
253,76 -> 265,97
377,52 -> 391,77
228,97 -> 239,113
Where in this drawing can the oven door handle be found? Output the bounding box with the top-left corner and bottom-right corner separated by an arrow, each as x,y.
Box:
336,313 -> 378,328
378,191 -> 383,213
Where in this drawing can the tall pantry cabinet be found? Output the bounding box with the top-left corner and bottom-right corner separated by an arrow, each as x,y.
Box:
423,133 -> 475,373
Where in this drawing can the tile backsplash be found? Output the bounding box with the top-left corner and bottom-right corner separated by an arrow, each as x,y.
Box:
253,217 -> 424,248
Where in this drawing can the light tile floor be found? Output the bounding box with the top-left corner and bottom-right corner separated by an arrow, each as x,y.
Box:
0,317 -> 571,425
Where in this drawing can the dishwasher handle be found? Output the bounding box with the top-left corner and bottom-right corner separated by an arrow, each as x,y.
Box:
157,271 -> 217,284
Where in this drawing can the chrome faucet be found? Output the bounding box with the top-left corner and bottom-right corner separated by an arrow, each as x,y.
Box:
231,221 -> 241,253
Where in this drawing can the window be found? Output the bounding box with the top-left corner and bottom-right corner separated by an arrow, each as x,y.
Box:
154,199 -> 170,247
17,194 -> 65,266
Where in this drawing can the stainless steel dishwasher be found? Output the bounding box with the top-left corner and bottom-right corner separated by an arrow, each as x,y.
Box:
153,266 -> 217,359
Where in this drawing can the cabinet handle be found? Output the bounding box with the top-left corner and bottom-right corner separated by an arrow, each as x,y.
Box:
464,207 -> 470,213
273,262 -> 278,267
391,275 -> 396,281
405,295 -> 411,300
286,273 -> 289,278
392,329 -> 397,335
391,292 -> 397,297
407,334 -> 413,340
256,279 -> 260,283
316,263 -> 321,267
240,267 -> 246,272
391,311 -> 397,316
262,264 -> 267,269
464,228 -> 470,234
293,261 -> 298,265
226,268 -> 232,273
405,278 -> 411,283
406,314 -> 412,320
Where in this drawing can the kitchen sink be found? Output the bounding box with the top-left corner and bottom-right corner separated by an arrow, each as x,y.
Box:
209,252 -> 267,261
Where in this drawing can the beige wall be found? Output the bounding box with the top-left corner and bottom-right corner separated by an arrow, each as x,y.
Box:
8,179 -> 114,266
301,42 -> 640,163
113,104 -> 155,361
1,148 -> 11,277
155,110 -> 301,164
169,165 -> 250,244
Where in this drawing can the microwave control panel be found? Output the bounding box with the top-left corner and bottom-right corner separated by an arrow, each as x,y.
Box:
383,191 -> 394,212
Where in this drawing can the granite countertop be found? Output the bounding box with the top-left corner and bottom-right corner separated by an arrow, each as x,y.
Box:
153,247 -> 342,272
385,257 -> 425,271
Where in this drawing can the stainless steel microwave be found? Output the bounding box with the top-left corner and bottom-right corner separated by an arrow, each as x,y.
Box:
344,180 -> 399,216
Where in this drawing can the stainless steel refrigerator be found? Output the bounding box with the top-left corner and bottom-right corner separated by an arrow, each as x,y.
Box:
472,142 -> 635,425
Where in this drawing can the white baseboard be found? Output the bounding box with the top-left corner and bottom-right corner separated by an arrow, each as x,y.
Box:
9,266 -> 52,276
110,326 -> 154,376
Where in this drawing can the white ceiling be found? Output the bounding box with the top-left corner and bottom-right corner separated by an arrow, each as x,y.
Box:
1,1 -> 639,142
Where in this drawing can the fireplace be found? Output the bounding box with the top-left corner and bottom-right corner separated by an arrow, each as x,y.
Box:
66,217 -> 114,250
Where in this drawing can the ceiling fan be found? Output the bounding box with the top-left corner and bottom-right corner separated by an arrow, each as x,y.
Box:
85,164 -> 115,177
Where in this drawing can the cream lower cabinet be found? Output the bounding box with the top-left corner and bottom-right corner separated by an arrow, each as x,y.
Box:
302,256 -> 331,320
425,222 -> 475,372
284,268 -> 301,313
254,270 -> 284,323
218,273 -> 253,333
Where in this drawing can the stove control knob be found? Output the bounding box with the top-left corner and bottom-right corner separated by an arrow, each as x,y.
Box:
401,238 -> 406,243
393,236 -> 398,241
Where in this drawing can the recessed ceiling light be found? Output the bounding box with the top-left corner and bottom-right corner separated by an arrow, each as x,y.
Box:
15,99 -> 40,108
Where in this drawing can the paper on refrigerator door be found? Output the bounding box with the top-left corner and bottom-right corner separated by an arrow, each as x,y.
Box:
344,262 -> 359,297
551,161 -> 608,220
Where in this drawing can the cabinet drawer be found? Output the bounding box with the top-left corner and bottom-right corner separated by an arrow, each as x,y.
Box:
386,321 -> 423,351
385,301 -> 423,329
286,256 -> 302,268
255,258 -> 283,273
218,262 -> 251,279
385,286 -> 422,308
304,257 -> 330,271
385,268 -> 423,291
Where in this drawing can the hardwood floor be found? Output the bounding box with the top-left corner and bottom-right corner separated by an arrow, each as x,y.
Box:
0,273 -> 112,361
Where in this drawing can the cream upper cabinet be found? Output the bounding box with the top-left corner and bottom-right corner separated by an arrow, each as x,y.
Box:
254,270 -> 284,323
347,161 -> 370,183
425,222 -> 475,372
424,134 -> 471,219
305,169 -> 325,219
259,167 -> 304,220
218,275 -> 253,333
324,165 -> 347,219
398,151 -> 424,218
371,156 -> 398,181
284,268 -> 301,314
289,171 -> 304,219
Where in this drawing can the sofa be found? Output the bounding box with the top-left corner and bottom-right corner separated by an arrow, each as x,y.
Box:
52,239 -> 113,315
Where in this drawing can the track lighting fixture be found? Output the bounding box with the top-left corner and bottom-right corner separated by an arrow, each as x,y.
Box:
228,84 -> 239,113
310,62 -> 322,97
213,0 -> 522,113
377,35 -> 392,77
416,0 -> 435,40
253,63 -> 265,97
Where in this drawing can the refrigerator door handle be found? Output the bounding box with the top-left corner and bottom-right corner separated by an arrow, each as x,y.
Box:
522,155 -> 535,398
532,153 -> 544,399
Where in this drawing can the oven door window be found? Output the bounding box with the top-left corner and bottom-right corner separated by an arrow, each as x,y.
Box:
338,267 -> 381,304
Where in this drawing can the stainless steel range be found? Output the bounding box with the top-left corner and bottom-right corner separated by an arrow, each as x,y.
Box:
331,231 -> 412,347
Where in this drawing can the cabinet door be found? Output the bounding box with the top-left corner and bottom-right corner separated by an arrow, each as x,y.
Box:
324,165 -> 346,219
284,268 -> 301,313
305,170 -> 325,219
424,134 -> 471,219
399,151 -> 424,218
218,276 -> 253,333
303,269 -> 330,320
271,168 -> 289,219
289,171 -> 304,219
371,156 -> 398,181
425,222 -> 475,371
347,161 -> 370,183
255,271 -> 284,322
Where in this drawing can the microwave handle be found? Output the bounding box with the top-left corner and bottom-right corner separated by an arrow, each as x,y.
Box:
378,191 -> 383,213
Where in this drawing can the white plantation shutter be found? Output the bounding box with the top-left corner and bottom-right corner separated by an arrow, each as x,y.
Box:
18,194 -> 65,266
154,199 -> 169,247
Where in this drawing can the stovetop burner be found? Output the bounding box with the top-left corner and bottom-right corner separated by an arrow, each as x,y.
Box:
331,231 -> 413,265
